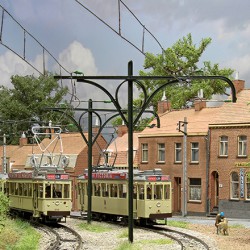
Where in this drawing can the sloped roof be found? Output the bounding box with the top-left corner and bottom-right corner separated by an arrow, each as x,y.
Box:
108,132 -> 140,152
139,89 -> 250,137
1,132 -> 88,167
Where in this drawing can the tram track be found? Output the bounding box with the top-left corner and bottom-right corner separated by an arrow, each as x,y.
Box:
32,221 -> 83,250
142,224 -> 212,250
69,215 -> 214,249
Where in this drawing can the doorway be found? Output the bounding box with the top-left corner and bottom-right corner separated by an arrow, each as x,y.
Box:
211,171 -> 219,212
173,177 -> 181,213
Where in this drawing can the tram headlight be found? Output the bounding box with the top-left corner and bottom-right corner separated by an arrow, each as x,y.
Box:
156,202 -> 161,207
55,201 -> 60,206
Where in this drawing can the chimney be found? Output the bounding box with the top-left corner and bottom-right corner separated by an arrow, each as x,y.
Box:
158,100 -> 171,114
117,124 -> 128,137
19,132 -> 28,146
92,126 -> 100,134
233,79 -> 245,94
194,99 -> 206,111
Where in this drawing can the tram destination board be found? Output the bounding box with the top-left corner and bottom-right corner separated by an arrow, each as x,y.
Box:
8,172 -> 33,179
47,174 -> 69,180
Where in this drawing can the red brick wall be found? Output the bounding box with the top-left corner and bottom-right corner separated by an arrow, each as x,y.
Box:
138,134 -> 208,214
210,126 -> 250,201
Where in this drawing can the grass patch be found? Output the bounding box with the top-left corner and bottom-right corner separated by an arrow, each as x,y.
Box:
78,221 -> 113,233
138,238 -> 173,245
167,220 -> 189,228
0,218 -> 40,250
116,241 -> 141,250
116,238 -> 173,250
230,223 -> 245,229
118,230 -> 128,238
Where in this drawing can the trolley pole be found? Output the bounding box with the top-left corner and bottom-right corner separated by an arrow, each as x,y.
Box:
87,99 -> 93,223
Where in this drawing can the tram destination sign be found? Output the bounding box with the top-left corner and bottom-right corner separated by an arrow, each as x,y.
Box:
47,174 -> 69,180
147,175 -> 170,181
8,172 -> 33,179
85,172 -> 127,180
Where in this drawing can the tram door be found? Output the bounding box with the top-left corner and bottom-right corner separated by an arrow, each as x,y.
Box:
33,183 -> 38,210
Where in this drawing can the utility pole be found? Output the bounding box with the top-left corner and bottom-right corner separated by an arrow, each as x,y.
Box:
178,117 -> 188,217
2,134 -> 7,174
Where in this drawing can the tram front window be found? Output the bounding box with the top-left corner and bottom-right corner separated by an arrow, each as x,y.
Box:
154,185 -> 163,200
45,184 -> 51,198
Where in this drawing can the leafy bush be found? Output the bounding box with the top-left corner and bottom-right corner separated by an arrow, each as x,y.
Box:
0,192 -> 9,230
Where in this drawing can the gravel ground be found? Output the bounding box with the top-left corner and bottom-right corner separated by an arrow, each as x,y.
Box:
169,216 -> 250,250
38,217 -> 250,249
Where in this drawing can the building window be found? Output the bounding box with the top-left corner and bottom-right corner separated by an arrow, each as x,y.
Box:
141,143 -> 148,162
191,142 -> 199,162
219,136 -> 228,156
238,135 -> 247,157
175,143 -> 182,163
246,172 -> 250,200
188,178 -> 201,201
231,172 -> 239,199
158,143 -> 165,162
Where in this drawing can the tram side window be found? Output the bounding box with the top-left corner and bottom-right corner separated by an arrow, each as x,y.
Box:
138,185 -> 144,200
164,184 -> 170,199
101,183 -> 109,197
18,183 -> 23,196
64,184 -> 70,198
110,184 -> 118,197
154,185 -> 163,200
10,182 -> 15,195
28,184 -> 32,196
15,183 -> 19,195
23,183 -> 28,196
121,184 -> 127,198
117,184 -> 124,198
93,183 -> 101,196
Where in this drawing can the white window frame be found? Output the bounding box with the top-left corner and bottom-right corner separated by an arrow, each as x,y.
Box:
175,142 -> 182,163
231,172 -> 239,200
238,135 -> 247,157
188,178 -> 201,201
157,143 -> 165,162
219,136 -> 228,156
141,143 -> 148,162
191,142 -> 199,162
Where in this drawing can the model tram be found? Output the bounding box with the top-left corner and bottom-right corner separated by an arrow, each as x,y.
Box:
0,125 -> 73,222
5,169 -> 72,222
77,168 -> 172,225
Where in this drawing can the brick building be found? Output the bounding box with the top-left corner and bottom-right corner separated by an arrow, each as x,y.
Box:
138,79 -> 250,218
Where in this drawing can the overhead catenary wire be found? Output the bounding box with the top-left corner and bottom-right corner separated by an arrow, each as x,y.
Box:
75,0 -> 164,55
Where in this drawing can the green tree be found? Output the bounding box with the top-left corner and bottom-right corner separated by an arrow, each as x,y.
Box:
138,33 -> 234,110
0,73 -> 74,144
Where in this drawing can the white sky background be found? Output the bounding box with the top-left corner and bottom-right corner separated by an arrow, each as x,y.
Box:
0,0 -> 250,110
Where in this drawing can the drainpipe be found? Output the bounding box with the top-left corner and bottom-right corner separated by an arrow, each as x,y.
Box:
205,129 -> 211,216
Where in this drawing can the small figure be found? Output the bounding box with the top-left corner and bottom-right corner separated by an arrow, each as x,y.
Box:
217,217 -> 229,235
215,211 -> 225,234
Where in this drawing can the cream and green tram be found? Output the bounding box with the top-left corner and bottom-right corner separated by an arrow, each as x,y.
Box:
7,170 -> 72,222
0,174 -> 7,194
77,168 -> 172,224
